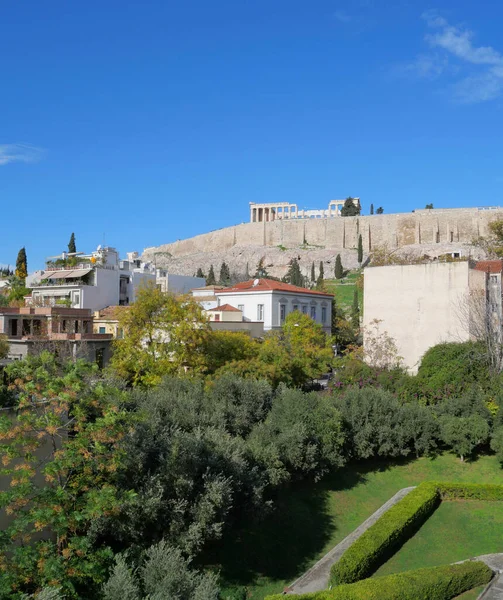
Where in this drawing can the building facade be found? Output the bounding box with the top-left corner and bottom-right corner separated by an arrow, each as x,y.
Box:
0,306 -> 113,366
249,198 -> 360,223
215,279 -> 333,334
363,261 -> 490,373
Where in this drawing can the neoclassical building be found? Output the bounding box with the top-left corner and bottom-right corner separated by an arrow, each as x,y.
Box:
249,198 -> 360,222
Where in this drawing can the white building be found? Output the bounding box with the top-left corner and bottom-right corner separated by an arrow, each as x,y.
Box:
363,260 -> 494,373
156,271 -> 206,295
27,246 -> 156,311
191,286 -> 226,310
215,279 -> 333,334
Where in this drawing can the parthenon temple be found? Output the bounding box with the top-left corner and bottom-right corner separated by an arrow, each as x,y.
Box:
249,199 -> 360,222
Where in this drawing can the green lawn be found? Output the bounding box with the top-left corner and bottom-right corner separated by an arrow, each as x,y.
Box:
324,273 -> 362,314
213,454 -> 503,600
375,500 -> 503,577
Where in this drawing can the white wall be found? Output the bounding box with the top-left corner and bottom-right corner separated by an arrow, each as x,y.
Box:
215,290 -> 332,333
363,262 -> 481,373
128,272 -> 156,303
159,274 -> 206,294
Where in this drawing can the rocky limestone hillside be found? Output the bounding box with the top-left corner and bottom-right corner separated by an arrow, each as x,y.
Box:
141,241 -> 486,281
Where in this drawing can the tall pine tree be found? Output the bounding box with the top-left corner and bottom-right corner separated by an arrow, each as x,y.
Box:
376,207 -> 384,214
370,203 -> 374,215
196,267 -> 205,279
334,254 -> 343,279
357,234 -> 363,264
254,257 -> 268,278
311,261 -> 316,282
15,247 -> 27,280
207,264 -> 216,285
68,233 -> 76,254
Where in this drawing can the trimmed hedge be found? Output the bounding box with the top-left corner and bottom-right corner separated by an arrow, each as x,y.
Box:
265,561 -> 493,600
435,482 -> 503,501
330,482 -> 440,585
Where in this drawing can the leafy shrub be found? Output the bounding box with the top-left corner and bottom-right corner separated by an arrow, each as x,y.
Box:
435,481 -> 503,501
438,414 -> 489,461
334,388 -> 438,460
416,342 -> 490,403
103,540 -> 220,600
330,483 -> 440,585
265,561 -> 492,600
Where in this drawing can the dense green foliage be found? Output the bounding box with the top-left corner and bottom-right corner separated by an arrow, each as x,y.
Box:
357,234 -> 363,264
340,197 -> 360,217
103,540 -> 219,600
266,562 -> 492,600
435,481 -> 503,500
68,232 -> 76,254
330,482 -> 440,585
207,264 -> 216,285
15,246 -> 27,280
334,255 -> 343,279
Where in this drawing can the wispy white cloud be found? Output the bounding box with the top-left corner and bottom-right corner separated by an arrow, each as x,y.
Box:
334,9 -> 352,24
0,144 -> 44,166
404,11 -> 503,103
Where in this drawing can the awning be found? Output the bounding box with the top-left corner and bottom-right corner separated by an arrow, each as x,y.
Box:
44,268 -> 93,280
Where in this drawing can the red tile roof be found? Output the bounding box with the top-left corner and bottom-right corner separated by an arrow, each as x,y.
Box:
207,304 -> 241,312
217,278 -> 333,297
474,260 -> 503,274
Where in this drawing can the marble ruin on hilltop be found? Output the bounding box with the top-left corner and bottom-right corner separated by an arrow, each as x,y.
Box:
249,198 -> 360,222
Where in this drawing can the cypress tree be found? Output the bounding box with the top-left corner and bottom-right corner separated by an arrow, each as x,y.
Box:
207,264 -> 216,285
311,261 -> 316,282
286,258 -> 304,287
358,234 -> 363,264
319,261 -> 324,279
334,254 -> 343,279
376,206 -> 384,214
254,257 -> 268,278
370,203 -> 374,215
68,233 -> 76,254
15,247 -> 27,280
196,268 -> 205,279
219,262 -> 230,285
245,262 -> 250,279
351,288 -> 360,329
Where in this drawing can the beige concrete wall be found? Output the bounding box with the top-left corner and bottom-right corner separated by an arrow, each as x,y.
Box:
363,261 -> 476,373
144,208 -> 503,260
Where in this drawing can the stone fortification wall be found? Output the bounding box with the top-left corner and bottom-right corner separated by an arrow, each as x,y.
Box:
144,208 -> 503,259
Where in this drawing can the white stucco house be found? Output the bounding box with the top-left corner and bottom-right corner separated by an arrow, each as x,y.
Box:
215,279 -> 333,334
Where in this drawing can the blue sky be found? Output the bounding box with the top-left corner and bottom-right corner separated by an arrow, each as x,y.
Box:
2,1 -> 503,270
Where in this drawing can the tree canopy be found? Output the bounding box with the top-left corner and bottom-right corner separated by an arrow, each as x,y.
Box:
15,247 -> 27,280
340,197 -> 361,217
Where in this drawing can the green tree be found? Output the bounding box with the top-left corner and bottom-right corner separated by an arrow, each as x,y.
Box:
0,353 -> 134,597
254,257 -> 269,278
357,234 -> 363,264
340,197 -> 361,217
204,330 -> 259,374
376,206 -> 384,214
103,541 -> 219,600
206,264 -> 216,285
15,247 -> 27,280
68,232 -> 76,254
219,262 -> 230,285
425,203 -> 434,209
370,203 -> 374,215
439,414 -> 489,462
110,284 -> 211,386
311,261 -> 316,283
196,267 -> 205,279
351,288 -> 360,329
284,258 -> 304,287
245,262 -> 250,279
331,299 -> 356,351
334,254 -> 343,279
490,427 -> 503,465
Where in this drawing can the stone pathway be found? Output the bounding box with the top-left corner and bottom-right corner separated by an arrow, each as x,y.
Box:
474,554 -> 503,599
284,486 -> 416,594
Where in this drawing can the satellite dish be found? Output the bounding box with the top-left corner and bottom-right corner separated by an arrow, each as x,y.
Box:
253,279 -> 259,287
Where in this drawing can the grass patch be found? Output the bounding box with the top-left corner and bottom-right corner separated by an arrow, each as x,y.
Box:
324,272 -> 362,314
213,454 -> 503,599
374,499 -> 503,577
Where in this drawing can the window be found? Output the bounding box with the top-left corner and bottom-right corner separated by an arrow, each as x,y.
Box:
302,305 -> 308,314
10,319 -> 18,337
280,304 -> 286,323
293,304 -> 299,312
321,307 -> 327,323
310,306 -> 316,319
99,327 -> 106,334
257,304 -> 264,321
214,314 -> 221,321
238,304 -> 244,313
